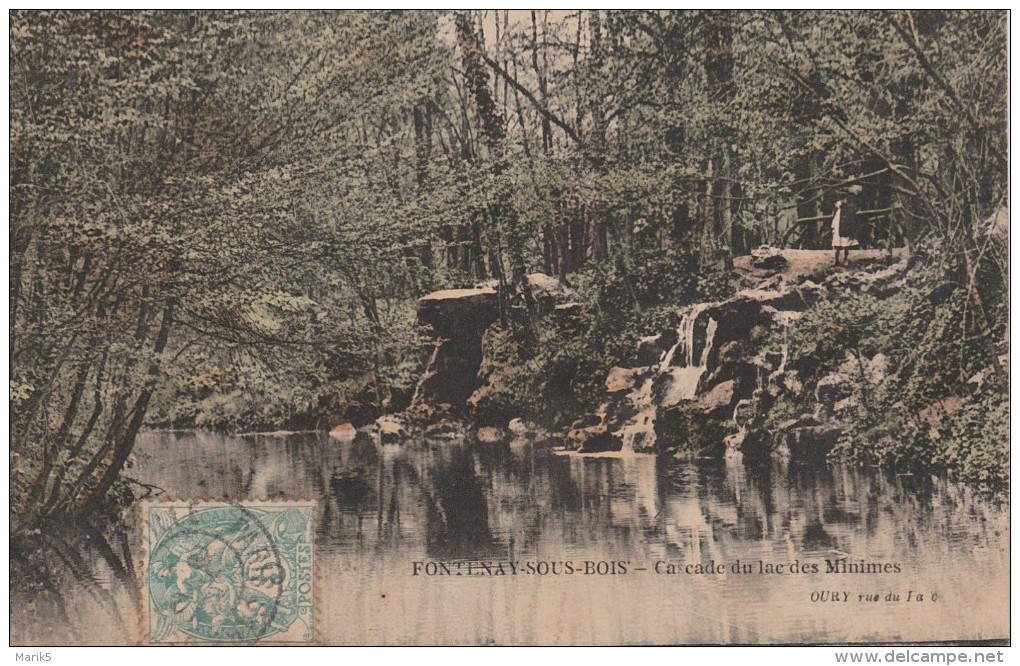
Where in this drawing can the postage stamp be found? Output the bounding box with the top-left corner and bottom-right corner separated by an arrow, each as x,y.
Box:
140,501 -> 315,645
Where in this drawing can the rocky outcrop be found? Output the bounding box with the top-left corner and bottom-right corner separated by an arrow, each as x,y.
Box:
413,286 -> 499,416
376,414 -> 410,443
579,247 -> 910,460
476,426 -> 508,443
567,281 -> 823,454
329,422 -> 358,442
411,273 -> 577,424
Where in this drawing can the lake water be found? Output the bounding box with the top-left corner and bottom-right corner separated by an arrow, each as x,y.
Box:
10,430 -> 1009,645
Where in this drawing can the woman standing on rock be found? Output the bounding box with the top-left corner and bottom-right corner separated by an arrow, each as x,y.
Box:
831,193 -> 861,266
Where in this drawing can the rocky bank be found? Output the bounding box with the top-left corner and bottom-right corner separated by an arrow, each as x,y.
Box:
569,247 -> 911,458
382,248 -> 912,460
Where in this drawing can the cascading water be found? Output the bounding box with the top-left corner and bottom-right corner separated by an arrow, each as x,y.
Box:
610,301 -> 721,453
658,302 -> 719,406
618,377 -> 655,454
607,299 -> 722,452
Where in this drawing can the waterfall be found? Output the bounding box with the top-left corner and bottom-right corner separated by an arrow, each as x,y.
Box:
659,302 -> 715,371
409,338 -> 444,409
608,300 -> 721,454
619,378 -> 656,453
658,302 -> 718,405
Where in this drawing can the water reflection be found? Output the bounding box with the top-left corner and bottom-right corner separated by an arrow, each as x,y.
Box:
10,431 -> 1009,645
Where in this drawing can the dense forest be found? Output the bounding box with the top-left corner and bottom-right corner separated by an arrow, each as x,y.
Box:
10,10 -> 1008,530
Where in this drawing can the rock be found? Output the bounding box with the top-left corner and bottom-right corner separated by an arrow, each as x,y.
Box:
705,340 -> 757,387
566,424 -> 619,453
834,396 -> 858,413
476,426 -> 507,443
750,245 -> 789,270
415,286 -> 500,414
606,366 -> 642,393
615,409 -> 658,453
815,371 -> 856,408
701,297 -> 779,374
798,280 -> 829,303
636,334 -> 664,366
776,413 -> 822,431
734,283 -> 824,312
425,420 -> 462,441
724,430 -> 746,450
467,385 -> 489,409
774,424 -> 843,461
329,422 -> 358,442
755,274 -> 785,291
698,379 -> 736,417
553,302 -> 583,317
823,258 -> 910,296
508,418 -> 529,436
716,341 -> 747,367
376,415 -> 409,443
507,418 -> 554,444
508,418 -> 549,441
733,428 -> 773,460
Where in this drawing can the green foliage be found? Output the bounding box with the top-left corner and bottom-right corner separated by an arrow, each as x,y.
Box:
697,269 -> 739,303
479,310 -> 630,430
932,391 -> 1009,491
830,401 -> 930,474
763,394 -> 811,430
10,9 -> 1008,529
781,292 -> 883,382
763,250 -> 1007,492
9,10 -> 445,527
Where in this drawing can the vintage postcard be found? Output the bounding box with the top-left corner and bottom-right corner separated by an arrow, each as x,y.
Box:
9,10 -> 1009,647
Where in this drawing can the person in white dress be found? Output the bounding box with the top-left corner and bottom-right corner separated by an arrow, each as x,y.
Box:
831,196 -> 860,266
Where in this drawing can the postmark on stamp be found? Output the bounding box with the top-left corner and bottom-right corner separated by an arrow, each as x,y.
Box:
140,501 -> 315,645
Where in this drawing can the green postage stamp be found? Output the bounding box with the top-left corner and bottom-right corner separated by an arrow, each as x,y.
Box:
141,501 -> 315,645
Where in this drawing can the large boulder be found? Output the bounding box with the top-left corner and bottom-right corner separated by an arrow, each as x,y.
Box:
697,379 -> 737,418
376,414 -> 410,443
329,422 -> 358,443
508,417 -> 548,440
637,333 -> 675,366
424,419 -> 463,441
476,426 -> 508,443
606,366 -> 643,394
732,281 -> 827,313
415,286 -> 499,414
